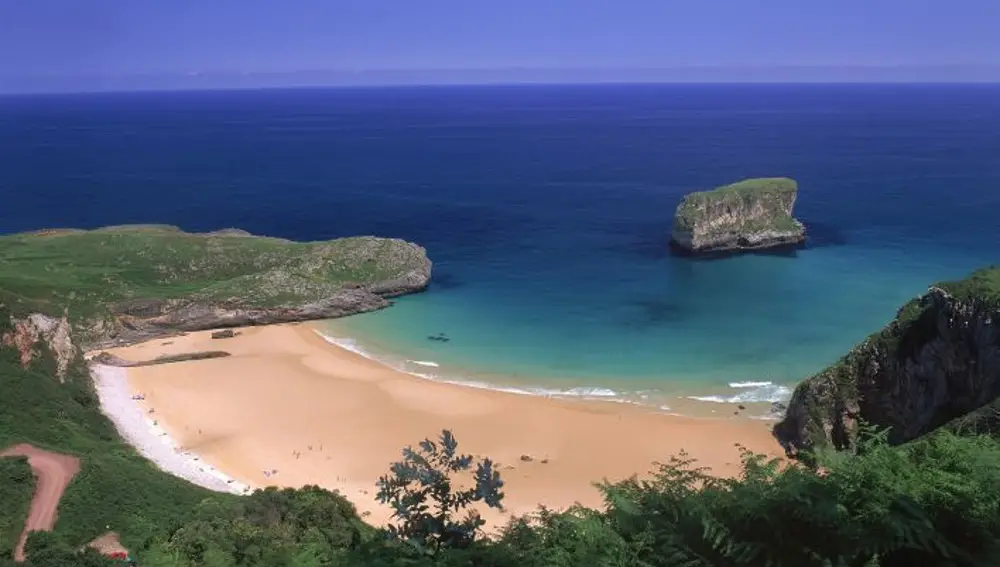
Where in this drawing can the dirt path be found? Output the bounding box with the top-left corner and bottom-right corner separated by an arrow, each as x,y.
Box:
0,444 -> 81,563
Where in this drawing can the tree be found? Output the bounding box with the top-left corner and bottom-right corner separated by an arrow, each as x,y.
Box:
21,532 -> 116,567
375,429 -> 504,556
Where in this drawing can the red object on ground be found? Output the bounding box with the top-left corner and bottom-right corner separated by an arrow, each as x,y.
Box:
0,444 -> 82,563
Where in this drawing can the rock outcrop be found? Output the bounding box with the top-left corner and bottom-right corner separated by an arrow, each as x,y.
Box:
669,177 -> 806,255
91,351 -> 231,367
89,288 -> 407,349
1,314 -> 75,379
774,267 -> 1000,456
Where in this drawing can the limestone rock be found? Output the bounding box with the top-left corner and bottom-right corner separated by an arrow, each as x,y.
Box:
774,267 -> 1000,456
669,177 -> 806,256
1,314 -> 74,379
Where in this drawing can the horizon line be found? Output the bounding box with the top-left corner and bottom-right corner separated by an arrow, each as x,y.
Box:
4,80 -> 1000,97
4,64 -> 1000,95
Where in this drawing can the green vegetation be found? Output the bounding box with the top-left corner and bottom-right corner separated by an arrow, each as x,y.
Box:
0,226 -> 429,337
889,266 -> 1000,336
0,458 -> 33,559
674,177 -> 800,234
9,425 -> 1000,567
937,265 -> 1000,305
0,311 -> 223,552
374,430 -> 505,556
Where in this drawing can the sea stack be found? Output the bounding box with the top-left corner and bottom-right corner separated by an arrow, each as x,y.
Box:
669,177 -> 806,256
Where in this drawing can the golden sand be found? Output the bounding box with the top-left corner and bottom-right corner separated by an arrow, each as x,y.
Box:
106,324 -> 782,527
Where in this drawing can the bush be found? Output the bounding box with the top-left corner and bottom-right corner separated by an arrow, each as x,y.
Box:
375,429 -> 505,556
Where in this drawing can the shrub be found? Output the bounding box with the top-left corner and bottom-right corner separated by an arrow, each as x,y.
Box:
375,429 -> 504,556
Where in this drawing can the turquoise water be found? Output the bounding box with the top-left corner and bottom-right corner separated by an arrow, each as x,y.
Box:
3,84 -> 999,409
324,240 -> 979,406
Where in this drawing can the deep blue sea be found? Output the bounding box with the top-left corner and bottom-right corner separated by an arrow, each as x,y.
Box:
2,84 -> 999,410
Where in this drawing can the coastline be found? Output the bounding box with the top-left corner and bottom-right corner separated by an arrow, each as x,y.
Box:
317,322 -> 790,418
97,323 -> 784,527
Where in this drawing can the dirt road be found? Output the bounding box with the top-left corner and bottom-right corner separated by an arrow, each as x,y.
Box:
0,444 -> 81,562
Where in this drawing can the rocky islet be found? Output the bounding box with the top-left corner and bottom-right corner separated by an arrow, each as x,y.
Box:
669,177 -> 807,255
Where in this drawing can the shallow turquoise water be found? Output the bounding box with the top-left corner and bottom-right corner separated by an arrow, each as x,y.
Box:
324,239 -> 988,407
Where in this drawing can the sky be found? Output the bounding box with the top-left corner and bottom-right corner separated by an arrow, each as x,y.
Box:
2,0 -> 1000,92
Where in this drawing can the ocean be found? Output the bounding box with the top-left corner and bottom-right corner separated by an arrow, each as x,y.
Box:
2,84 -> 999,411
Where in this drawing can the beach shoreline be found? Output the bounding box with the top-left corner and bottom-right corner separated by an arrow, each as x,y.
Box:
90,363 -> 252,495
316,322 -> 789,419
96,323 -> 784,527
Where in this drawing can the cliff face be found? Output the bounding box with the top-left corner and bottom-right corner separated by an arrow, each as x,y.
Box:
0,227 -> 432,349
774,267 -> 1000,455
0,314 -> 74,379
88,287 -> 406,349
669,178 -> 806,255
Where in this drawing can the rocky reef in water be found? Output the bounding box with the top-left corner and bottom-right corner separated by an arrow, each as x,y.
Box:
773,266 -> 1000,456
669,177 -> 806,255
0,225 -> 432,350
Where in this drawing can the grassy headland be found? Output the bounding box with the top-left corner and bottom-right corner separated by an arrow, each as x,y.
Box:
0,226 -> 430,347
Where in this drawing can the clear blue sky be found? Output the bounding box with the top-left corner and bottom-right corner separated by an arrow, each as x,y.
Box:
2,0 -> 999,91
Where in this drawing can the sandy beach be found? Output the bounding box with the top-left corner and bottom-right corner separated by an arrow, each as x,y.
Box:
101,323 -> 782,527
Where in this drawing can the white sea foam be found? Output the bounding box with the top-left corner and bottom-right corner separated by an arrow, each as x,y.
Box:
686,380 -> 791,404
728,381 -> 774,389
91,364 -> 252,495
322,335 -> 369,357
316,331 -> 639,403
316,330 -> 786,411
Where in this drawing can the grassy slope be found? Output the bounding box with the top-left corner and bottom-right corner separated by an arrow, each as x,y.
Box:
0,315 -> 223,551
675,177 -> 801,234
0,225 -> 426,326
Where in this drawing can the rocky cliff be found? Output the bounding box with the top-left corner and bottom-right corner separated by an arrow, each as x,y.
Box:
774,267 -> 1000,456
0,226 -> 432,349
669,178 -> 806,255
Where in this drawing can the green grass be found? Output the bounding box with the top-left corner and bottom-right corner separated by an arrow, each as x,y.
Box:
674,177 -> 801,235
0,226 -> 428,327
938,265 -> 1000,305
683,177 -> 798,199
